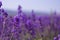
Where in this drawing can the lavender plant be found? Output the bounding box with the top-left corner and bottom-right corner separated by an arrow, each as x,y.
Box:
0,1 -> 60,40
0,1 -> 2,8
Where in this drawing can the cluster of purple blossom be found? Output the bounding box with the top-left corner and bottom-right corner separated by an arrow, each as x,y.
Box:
0,1 -> 60,40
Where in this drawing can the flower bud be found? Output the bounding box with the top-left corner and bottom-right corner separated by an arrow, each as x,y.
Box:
0,1 -> 2,8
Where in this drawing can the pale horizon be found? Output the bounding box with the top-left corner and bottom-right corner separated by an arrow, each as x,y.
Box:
0,0 -> 60,13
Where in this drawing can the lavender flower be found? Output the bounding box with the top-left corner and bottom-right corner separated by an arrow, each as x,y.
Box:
18,5 -> 22,14
54,36 -> 58,40
0,9 -> 1,14
0,1 -> 2,8
15,17 -> 20,23
31,10 -> 36,21
1,8 -> 5,13
18,5 -> 22,10
58,34 -> 60,38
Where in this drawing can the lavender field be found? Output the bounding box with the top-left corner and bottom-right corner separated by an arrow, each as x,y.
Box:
0,1 -> 60,40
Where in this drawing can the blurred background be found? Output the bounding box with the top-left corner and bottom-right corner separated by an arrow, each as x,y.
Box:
0,0 -> 60,15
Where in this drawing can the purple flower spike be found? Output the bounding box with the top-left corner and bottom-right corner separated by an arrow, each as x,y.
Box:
58,34 -> 60,38
0,1 -> 2,8
18,5 -> 22,11
31,10 -> 35,17
18,5 -> 22,14
3,12 -> 8,17
0,9 -> 1,14
1,8 -> 5,13
18,10 -> 22,13
54,37 -> 57,40
15,17 -> 19,23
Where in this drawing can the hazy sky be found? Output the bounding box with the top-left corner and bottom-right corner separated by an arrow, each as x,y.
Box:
1,0 -> 60,12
